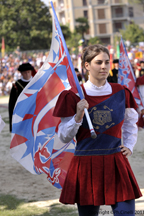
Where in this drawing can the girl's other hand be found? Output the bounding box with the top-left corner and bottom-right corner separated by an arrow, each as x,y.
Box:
119,145 -> 132,158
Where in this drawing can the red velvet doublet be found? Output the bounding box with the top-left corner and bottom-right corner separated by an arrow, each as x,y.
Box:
53,83 -> 142,206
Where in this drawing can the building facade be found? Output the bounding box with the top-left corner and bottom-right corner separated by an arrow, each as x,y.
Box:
50,0 -> 144,45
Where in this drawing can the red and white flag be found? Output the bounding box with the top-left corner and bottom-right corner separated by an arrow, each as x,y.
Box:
118,37 -> 143,107
10,2 -> 80,189
118,37 -> 144,128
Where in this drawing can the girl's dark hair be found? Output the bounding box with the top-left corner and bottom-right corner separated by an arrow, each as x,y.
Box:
81,44 -> 110,68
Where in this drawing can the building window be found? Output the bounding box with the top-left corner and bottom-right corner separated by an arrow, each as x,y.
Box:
128,7 -> 134,17
60,12 -> 66,25
58,0 -> 64,8
83,0 -> 87,6
97,0 -> 105,4
114,22 -> 122,32
99,23 -> 106,34
84,10 -> 88,18
97,9 -> 105,19
115,7 -> 123,17
100,37 -> 110,45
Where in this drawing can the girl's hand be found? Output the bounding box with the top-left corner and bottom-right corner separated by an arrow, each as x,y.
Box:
119,145 -> 132,158
75,99 -> 89,123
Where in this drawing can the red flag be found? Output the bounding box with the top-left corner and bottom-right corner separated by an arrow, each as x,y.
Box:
118,37 -> 143,107
118,37 -> 144,128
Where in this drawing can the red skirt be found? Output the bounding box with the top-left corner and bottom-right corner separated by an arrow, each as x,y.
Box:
59,152 -> 142,206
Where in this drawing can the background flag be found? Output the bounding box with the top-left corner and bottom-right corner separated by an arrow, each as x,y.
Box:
116,41 -> 120,59
1,37 -> 5,58
118,37 -> 143,108
10,3 -> 79,189
109,46 -> 114,71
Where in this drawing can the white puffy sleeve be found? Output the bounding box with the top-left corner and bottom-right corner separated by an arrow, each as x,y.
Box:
58,116 -> 82,143
122,108 -> 138,153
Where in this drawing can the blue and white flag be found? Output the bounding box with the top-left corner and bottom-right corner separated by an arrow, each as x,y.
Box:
10,2 -> 81,189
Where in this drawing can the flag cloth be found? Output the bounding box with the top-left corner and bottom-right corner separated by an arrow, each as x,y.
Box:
116,41 -> 120,59
118,37 -> 143,108
1,37 -> 5,58
109,46 -> 114,71
10,3 -> 79,189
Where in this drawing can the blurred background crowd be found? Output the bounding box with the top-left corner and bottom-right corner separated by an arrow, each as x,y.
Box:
0,50 -> 49,96
0,42 -> 144,96
1,0 -> 144,97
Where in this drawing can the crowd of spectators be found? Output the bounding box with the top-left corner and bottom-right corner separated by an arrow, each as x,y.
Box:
0,43 -> 144,96
0,51 -> 49,96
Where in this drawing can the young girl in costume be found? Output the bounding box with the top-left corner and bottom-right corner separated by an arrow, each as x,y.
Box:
53,44 -> 142,216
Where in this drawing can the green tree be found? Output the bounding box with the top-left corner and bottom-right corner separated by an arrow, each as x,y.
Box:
66,30 -> 81,54
88,36 -> 101,45
60,24 -> 71,41
0,0 -> 52,51
120,22 -> 144,44
75,17 -> 89,46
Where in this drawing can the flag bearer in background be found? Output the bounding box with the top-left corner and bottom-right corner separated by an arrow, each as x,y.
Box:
53,44 -> 142,216
8,62 -> 36,132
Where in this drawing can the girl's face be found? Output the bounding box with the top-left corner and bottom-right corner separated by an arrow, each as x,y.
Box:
85,52 -> 110,86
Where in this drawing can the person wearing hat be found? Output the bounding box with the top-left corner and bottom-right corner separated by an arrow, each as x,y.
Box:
8,62 -> 36,132
139,61 -> 144,77
75,68 -> 82,84
107,59 -> 119,83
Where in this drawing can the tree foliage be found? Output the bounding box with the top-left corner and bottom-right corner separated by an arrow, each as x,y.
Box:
0,0 -> 52,51
75,17 -> 89,40
66,30 -> 81,54
88,36 -> 101,45
120,22 -> 144,44
60,24 -> 71,41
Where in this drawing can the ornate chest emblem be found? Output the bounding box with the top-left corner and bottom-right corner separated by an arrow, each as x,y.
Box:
89,106 -> 115,129
93,110 -> 112,125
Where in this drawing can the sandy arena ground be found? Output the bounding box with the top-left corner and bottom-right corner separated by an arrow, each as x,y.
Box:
0,96 -> 144,215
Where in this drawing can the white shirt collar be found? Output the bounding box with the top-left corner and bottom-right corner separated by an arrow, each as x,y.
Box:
83,79 -> 112,96
21,76 -> 32,82
86,80 -> 107,90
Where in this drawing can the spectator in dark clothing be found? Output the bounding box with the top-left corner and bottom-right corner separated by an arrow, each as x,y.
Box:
139,61 -> 144,77
8,63 -> 35,132
107,59 -> 119,83
75,68 -> 82,83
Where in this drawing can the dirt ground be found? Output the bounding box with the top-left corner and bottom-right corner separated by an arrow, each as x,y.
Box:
0,96 -> 144,213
